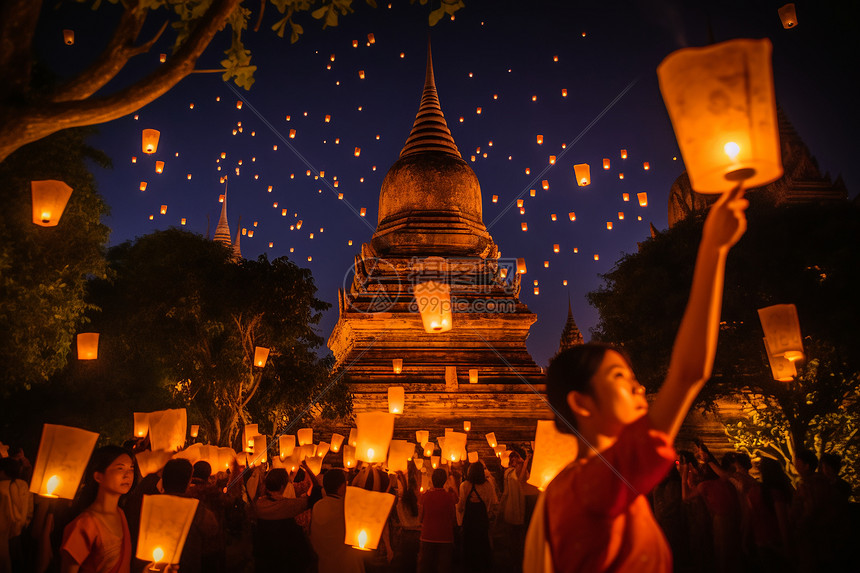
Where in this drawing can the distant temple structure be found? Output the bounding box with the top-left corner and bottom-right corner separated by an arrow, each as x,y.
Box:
558,297 -> 584,353
668,108 -> 848,227
326,46 -> 551,445
212,192 -> 242,261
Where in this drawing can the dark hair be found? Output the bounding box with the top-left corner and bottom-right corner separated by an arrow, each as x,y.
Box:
734,453 -> 752,471
546,343 -> 629,433
721,453 -> 737,472
467,461 -> 486,485
795,449 -> 818,472
73,446 -> 135,514
820,452 -> 842,473
162,459 -> 193,494
322,469 -> 346,495
759,458 -> 793,509
0,457 -> 20,480
192,461 -> 212,483
431,468 -> 447,488
265,468 -> 289,493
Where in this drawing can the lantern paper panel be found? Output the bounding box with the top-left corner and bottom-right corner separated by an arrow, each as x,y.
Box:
29,424 -> 99,499
63,29 -> 74,45
252,435 -> 268,464
463,421 -> 471,432
243,424 -> 259,450
147,409 -> 187,453
344,486 -> 396,550
189,425 -> 199,438
423,443 -> 434,457
392,359 -> 403,374
388,386 -> 405,414
330,433 -> 345,453
356,412 -> 394,463
764,338 -> 797,382
31,180 -> 73,226
348,428 -> 358,447
217,447 -> 236,471
141,129 -> 160,154
657,39 -> 782,193
778,3 -> 797,28
637,192 -> 648,207
442,431 -> 467,463
757,304 -> 804,361
306,456 -> 323,475
342,445 -> 357,468
430,456 -> 440,469
137,494 -> 199,565
279,435 -> 296,458
133,412 -> 150,438
574,164 -> 591,186
297,428 -> 314,446
527,420 -> 579,491
136,450 -> 172,477
253,346 -> 270,367
387,440 -> 413,474
413,281 -> 453,333
416,430 -> 430,446
317,442 -> 330,457
485,433 -> 497,448
76,333 -> 99,360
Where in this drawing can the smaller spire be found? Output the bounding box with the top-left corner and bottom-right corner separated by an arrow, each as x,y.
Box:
559,297 -> 584,352
232,215 -> 243,261
214,189 -> 232,248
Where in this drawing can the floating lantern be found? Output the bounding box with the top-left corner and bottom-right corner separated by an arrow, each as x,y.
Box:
305,456 -> 322,475
388,386 -> 405,414
536,135 -> 543,145
492,195 -> 498,203
658,38 -> 782,193
29,424 -> 98,499
638,192 -> 648,206
356,412 -> 394,463
189,425 -> 199,438
415,430 -> 430,446
316,442 -> 330,458
354,147 -> 361,157
553,244 -> 560,253
757,304 -> 804,362
517,199 -> 524,208
528,420 -> 579,491
463,421 -> 471,432
431,456 -> 440,469
764,338 -> 796,382
603,158 -> 610,170
468,369 -> 478,384
573,164 -> 590,186
360,208 -> 367,217
594,254 -> 599,261
137,494 -> 199,566
534,287 -> 540,295
485,433 -> 497,448
297,428 -> 313,446
279,435 -> 296,458
142,129 -> 160,154
342,445 -> 356,468
31,180 -> 73,227
344,486 -> 395,551
542,180 -> 549,190
561,88 -> 567,97
330,433 -> 345,453
468,451 -> 479,464
76,332 -> 99,360
500,451 -> 512,468
568,212 -> 576,221
253,435 -> 268,464
551,214 -> 557,221
160,205 -> 167,215
618,212 -> 625,220
413,281 -> 452,333
148,409 -> 187,452
643,162 -> 650,170
392,359 -> 403,374
243,424 -> 259,450
500,268 -> 508,279
348,428 -> 357,447
778,3 -> 797,28
606,222 -> 613,230
387,440 -> 413,473
253,346 -> 269,367
620,149 -> 627,159
424,443 -> 434,457
517,258 -> 527,274
63,29 -> 75,45
622,193 -> 630,202
358,70 -> 366,79
133,413 -> 149,438
442,431 -> 466,462
136,450 -> 172,477
289,129 -> 296,139
521,222 -> 528,231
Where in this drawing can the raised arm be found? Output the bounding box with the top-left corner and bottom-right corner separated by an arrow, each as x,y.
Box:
649,184 -> 748,441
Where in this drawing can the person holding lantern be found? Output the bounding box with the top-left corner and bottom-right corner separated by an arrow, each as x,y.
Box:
530,183 -> 749,572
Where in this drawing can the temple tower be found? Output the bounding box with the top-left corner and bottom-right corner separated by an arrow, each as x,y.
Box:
558,296 -> 584,353
327,45 -> 550,443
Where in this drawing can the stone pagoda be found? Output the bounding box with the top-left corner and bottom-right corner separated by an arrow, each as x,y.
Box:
558,296 -> 584,353
326,46 -> 551,443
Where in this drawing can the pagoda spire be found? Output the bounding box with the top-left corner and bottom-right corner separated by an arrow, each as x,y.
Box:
232,215 -> 242,261
213,188 -> 232,248
399,40 -> 461,159
559,294 -> 584,352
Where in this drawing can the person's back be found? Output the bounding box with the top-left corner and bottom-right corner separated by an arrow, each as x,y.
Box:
418,469 -> 456,573
310,470 -> 364,573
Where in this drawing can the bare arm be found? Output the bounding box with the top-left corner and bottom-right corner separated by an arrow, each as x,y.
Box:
649,185 -> 748,440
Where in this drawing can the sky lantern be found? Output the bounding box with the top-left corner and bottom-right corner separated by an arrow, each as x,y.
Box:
342,445 -> 356,468
413,281 -> 452,333
573,164 -> 590,186
763,339 -> 797,381
527,420 -> 579,491
29,423 -> 98,499
516,258 -> 527,274
236,100 -> 242,109
344,486 -> 395,551
297,428 -> 313,446
485,433 -> 497,448
463,421 -> 471,432
360,207 -> 367,217
442,430 -> 467,462
517,199 -> 524,208
355,412 -> 394,463
76,333 -> 99,360
492,195 -> 498,203
568,212 -> 576,221
189,425 -> 199,439
623,193 -> 630,202
388,386 -> 405,414
606,222 -> 613,230
181,218 -> 187,226
542,180 -> 549,190
358,70 -> 366,79
354,147 -> 361,157
159,205 -> 167,216
140,182 -> 148,191
243,424 -> 259,450
348,429 -> 356,448
536,135 -> 543,145
553,244 -> 560,253
141,129 -> 160,154
619,173 -> 624,180
469,369 -> 478,384
658,38 -> 782,193
620,149 -> 627,159
392,358 -> 403,374
136,450 -> 172,477
289,129 -> 296,139
778,3 -> 797,28
593,254 -> 600,261
137,494 -> 199,567
63,29 -> 74,45
147,409 -> 187,452
521,222 -> 528,232
31,180 -> 73,226
550,214 -> 557,221
253,346 -> 269,367
279,435 -> 296,459
561,88 -> 567,97
603,158 -> 610,170
330,433 -> 345,453
416,430 -> 429,446
638,192 -> 648,206
133,413 -> 149,438
252,435 -> 268,464
131,156 -> 137,163
549,156 -> 556,165
643,162 -> 650,170
316,442 -> 330,458
758,304 -> 804,362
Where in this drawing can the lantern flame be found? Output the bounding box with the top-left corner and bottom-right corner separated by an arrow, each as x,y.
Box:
724,141 -> 741,160
358,530 -> 368,549
367,448 -> 374,459
46,475 -> 60,496
152,547 -> 164,563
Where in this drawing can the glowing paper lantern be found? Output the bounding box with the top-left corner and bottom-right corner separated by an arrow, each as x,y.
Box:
468,369 -> 478,384
493,445 -> 506,457
757,304 -> 804,362
387,440 -> 413,474
217,447 -> 236,470
31,180 -> 73,226
442,431 -> 466,463
492,195 -> 498,203
620,149 -> 627,159
155,161 -> 164,173
243,424 -> 259,450
189,425 -> 199,438
778,3 -> 797,28
643,162 -> 650,170
392,359 -> 403,374
542,180 -> 549,190
142,129 -> 160,154
521,222 -> 528,232
657,39 -> 782,193
536,135 -> 543,145
763,338 -> 797,382
573,164 -> 590,186
76,332 -> 99,360
253,346 -> 270,368
278,435 -> 296,459
430,456 -> 440,469
388,386 -> 405,414
463,421 -> 472,433
517,258 -> 527,274
63,29 -> 74,45
137,494 -> 199,565
603,158 -> 610,170
348,428 -> 358,447
416,430 -> 430,446
252,435 -> 268,463
468,451 -> 478,464
330,433 -> 345,453
356,412 -> 394,463
637,192 -> 648,207
500,451 -> 511,468
297,428 -> 313,446
29,424 -> 98,499
160,205 -> 167,215
413,281 -> 452,333
485,433 -> 497,448
527,420 -> 579,491
133,413 -> 149,438
344,486 -> 395,551
147,409 -> 187,452
306,456 -> 322,475
136,450 -> 172,477
342,445 -> 357,468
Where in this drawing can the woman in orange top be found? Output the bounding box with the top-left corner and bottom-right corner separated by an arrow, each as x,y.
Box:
531,185 -> 749,572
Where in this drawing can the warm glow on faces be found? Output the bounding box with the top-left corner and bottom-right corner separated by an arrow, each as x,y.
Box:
724,141 -> 741,160
94,454 -> 135,495
572,351 -> 648,437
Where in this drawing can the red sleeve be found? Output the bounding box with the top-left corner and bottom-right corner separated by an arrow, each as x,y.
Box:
575,415 -> 675,517
61,513 -> 97,566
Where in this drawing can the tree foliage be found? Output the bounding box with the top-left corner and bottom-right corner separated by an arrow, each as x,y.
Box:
0,127 -> 110,397
0,0 -> 461,163
588,198 -> 860,493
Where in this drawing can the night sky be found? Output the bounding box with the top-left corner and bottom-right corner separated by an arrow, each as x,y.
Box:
36,1 -> 859,368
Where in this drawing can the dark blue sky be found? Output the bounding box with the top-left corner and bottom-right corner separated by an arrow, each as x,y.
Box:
38,1 -> 858,367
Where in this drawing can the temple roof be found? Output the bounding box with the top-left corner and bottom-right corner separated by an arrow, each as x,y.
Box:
559,296 -> 584,352
213,192 -> 231,248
